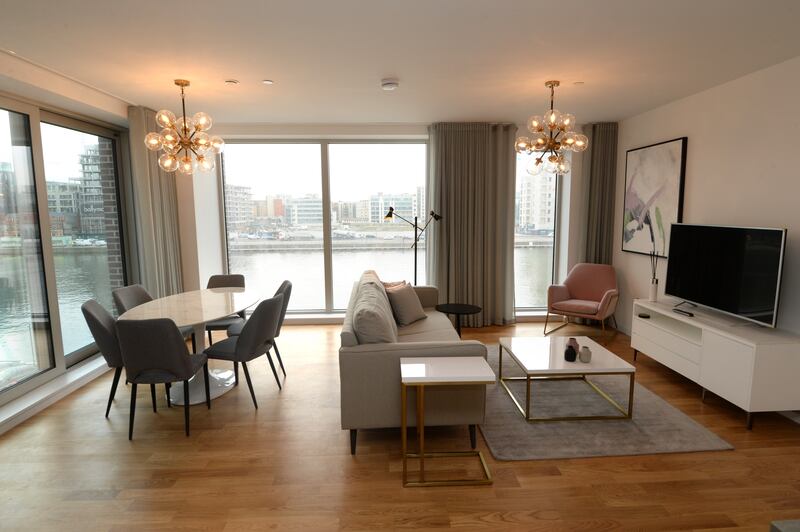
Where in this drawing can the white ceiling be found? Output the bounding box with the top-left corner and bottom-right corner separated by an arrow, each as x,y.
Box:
2,0 -> 800,125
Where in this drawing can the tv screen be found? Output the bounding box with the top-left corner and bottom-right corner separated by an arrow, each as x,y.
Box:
665,224 -> 787,327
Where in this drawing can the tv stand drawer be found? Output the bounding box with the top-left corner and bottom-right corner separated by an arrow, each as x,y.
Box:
632,316 -> 702,365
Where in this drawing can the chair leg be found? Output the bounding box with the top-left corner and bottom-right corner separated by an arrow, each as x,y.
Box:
241,362 -> 258,409
601,319 -> 606,332
166,382 -> 172,408
469,424 -> 477,449
191,333 -> 196,353
273,341 -> 286,376
183,380 -> 190,436
265,351 -> 282,390
234,361 -> 239,386
203,363 -> 211,409
207,329 -> 213,346
350,429 -> 357,455
106,367 -> 122,418
543,312 -> 550,335
150,383 -> 157,413
128,383 -> 137,441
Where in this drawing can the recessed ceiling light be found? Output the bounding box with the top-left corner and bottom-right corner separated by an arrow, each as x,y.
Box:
6,50 -> 17,55
225,79 -> 240,85
262,79 -> 274,85
573,81 -> 585,85
381,78 -> 399,91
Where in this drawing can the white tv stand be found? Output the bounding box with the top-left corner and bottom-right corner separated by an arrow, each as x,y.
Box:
631,299 -> 800,429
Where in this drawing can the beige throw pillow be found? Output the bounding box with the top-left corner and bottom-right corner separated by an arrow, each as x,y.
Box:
386,282 -> 427,327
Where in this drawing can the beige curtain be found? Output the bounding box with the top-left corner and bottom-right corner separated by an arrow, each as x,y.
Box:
426,122 -> 517,327
126,106 -> 183,297
584,122 -> 619,264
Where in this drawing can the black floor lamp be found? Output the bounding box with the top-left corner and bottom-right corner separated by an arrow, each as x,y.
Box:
384,207 -> 442,285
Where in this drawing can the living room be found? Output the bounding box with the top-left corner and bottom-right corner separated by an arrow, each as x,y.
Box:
1,1 -> 800,530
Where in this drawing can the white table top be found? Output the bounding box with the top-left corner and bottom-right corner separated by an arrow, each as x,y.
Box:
400,356 -> 496,385
118,288 -> 261,328
499,336 -> 634,375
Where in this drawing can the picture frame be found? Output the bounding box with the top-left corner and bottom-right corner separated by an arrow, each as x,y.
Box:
621,137 -> 687,258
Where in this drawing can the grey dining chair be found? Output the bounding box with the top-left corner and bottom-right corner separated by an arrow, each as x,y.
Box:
205,294 -> 283,408
81,299 -> 125,418
204,274 -> 246,346
117,318 -> 210,440
227,280 -> 291,377
112,284 -> 196,352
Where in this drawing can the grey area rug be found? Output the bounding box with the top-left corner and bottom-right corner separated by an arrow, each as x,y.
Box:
481,345 -> 733,461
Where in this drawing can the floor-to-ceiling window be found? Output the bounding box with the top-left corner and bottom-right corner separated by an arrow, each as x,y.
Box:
41,120 -> 126,361
0,107 -> 55,393
221,141 -> 427,312
514,152 -> 558,309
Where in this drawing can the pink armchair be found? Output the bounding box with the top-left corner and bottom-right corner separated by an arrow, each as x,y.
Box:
544,263 -> 619,334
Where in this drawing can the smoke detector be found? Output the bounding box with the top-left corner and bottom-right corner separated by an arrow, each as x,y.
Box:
381,78 -> 399,91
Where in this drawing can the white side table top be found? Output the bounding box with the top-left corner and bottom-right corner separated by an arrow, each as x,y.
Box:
401,356 -> 495,385
118,288 -> 261,328
499,336 -> 634,375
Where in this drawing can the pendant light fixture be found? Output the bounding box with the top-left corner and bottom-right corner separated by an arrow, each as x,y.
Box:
515,80 -> 587,175
144,79 -> 224,174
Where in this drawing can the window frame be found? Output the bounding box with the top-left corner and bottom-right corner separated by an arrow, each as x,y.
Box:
220,139 -> 429,313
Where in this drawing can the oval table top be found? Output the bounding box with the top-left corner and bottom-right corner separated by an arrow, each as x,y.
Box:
118,287 -> 261,328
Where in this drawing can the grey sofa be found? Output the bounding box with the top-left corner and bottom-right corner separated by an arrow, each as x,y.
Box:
339,272 -> 488,454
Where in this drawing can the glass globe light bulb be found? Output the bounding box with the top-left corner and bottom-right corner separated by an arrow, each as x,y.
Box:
177,155 -> 197,175
209,136 -> 225,154
155,109 -> 176,128
543,109 -> 562,130
555,158 -> 571,174
560,131 -> 577,150
526,157 -> 545,176
515,136 -> 531,154
192,112 -> 213,131
559,113 -> 576,131
197,154 -> 215,172
527,115 -> 544,133
158,153 -> 179,172
160,128 -> 180,149
144,132 -> 163,151
192,131 -> 211,152
175,116 -> 195,135
532,132 -> 549,151
573,134 -> 589,152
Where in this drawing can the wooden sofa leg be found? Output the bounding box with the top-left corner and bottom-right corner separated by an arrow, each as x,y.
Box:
469,424 -> 477,449
350,429 -> 357,455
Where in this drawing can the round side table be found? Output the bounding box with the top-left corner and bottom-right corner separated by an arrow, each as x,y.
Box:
435,303 -> 482,337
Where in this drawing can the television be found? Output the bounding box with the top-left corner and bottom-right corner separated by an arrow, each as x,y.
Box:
665,224 -> 787,327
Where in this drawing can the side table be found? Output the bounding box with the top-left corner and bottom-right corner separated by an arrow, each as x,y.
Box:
435,303 -> 481,337
400,356 -> 495,487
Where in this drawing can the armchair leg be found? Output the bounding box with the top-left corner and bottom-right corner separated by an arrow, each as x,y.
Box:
543,314 -> 569,336
601,319 -> 606,333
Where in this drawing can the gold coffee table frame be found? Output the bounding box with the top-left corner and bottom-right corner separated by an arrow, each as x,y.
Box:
401,383 -> 493,487
498,343 -> 635,422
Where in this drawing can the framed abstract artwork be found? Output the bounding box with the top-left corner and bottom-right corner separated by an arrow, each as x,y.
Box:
622,137 -> 687,258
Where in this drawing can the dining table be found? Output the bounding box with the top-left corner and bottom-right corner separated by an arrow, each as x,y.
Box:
118,287 -> 261,405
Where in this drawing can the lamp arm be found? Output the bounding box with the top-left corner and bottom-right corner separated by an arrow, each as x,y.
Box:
391,211 -> 415,227
416,214 -> 435,239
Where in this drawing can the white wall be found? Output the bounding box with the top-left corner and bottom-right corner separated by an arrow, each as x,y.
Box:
613,56 -> 800,334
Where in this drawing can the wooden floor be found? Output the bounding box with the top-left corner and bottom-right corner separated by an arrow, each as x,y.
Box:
1,323 -> 800,531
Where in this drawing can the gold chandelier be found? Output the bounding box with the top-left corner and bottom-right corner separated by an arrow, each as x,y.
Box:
144,79 -> 224,174
515,80 -> 588,175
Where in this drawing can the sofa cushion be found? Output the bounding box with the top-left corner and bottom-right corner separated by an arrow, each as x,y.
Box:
551,298 -> 600,315
359,271 -> 397,338
385,282 -> 427,326
397,309 -> 455,337
352,281 -> 398,344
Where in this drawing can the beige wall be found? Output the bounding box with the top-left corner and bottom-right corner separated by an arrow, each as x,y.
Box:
613,56 -> 800,334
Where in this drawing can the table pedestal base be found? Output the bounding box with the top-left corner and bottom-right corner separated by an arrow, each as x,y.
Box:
170,368 -> 236,406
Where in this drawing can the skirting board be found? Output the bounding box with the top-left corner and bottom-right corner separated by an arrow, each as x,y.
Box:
0,356 -> 109,437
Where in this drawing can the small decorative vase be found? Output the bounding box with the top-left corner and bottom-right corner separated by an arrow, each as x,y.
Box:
567,337 -> 580,352
564,345 -> 577,362
579,346 -> 592,363
649,279 -> 658,302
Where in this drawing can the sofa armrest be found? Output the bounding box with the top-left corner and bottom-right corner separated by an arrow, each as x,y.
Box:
547,284 -> 570,308
597,289 -> 619,319
413,285 -> 439,308
341,339 -> 486,358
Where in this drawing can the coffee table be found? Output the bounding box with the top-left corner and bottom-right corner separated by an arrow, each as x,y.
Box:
498,336 -> 635,422
400,356 -> 494,487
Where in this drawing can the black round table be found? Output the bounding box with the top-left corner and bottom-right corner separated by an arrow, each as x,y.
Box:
435,303 -> 482,337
